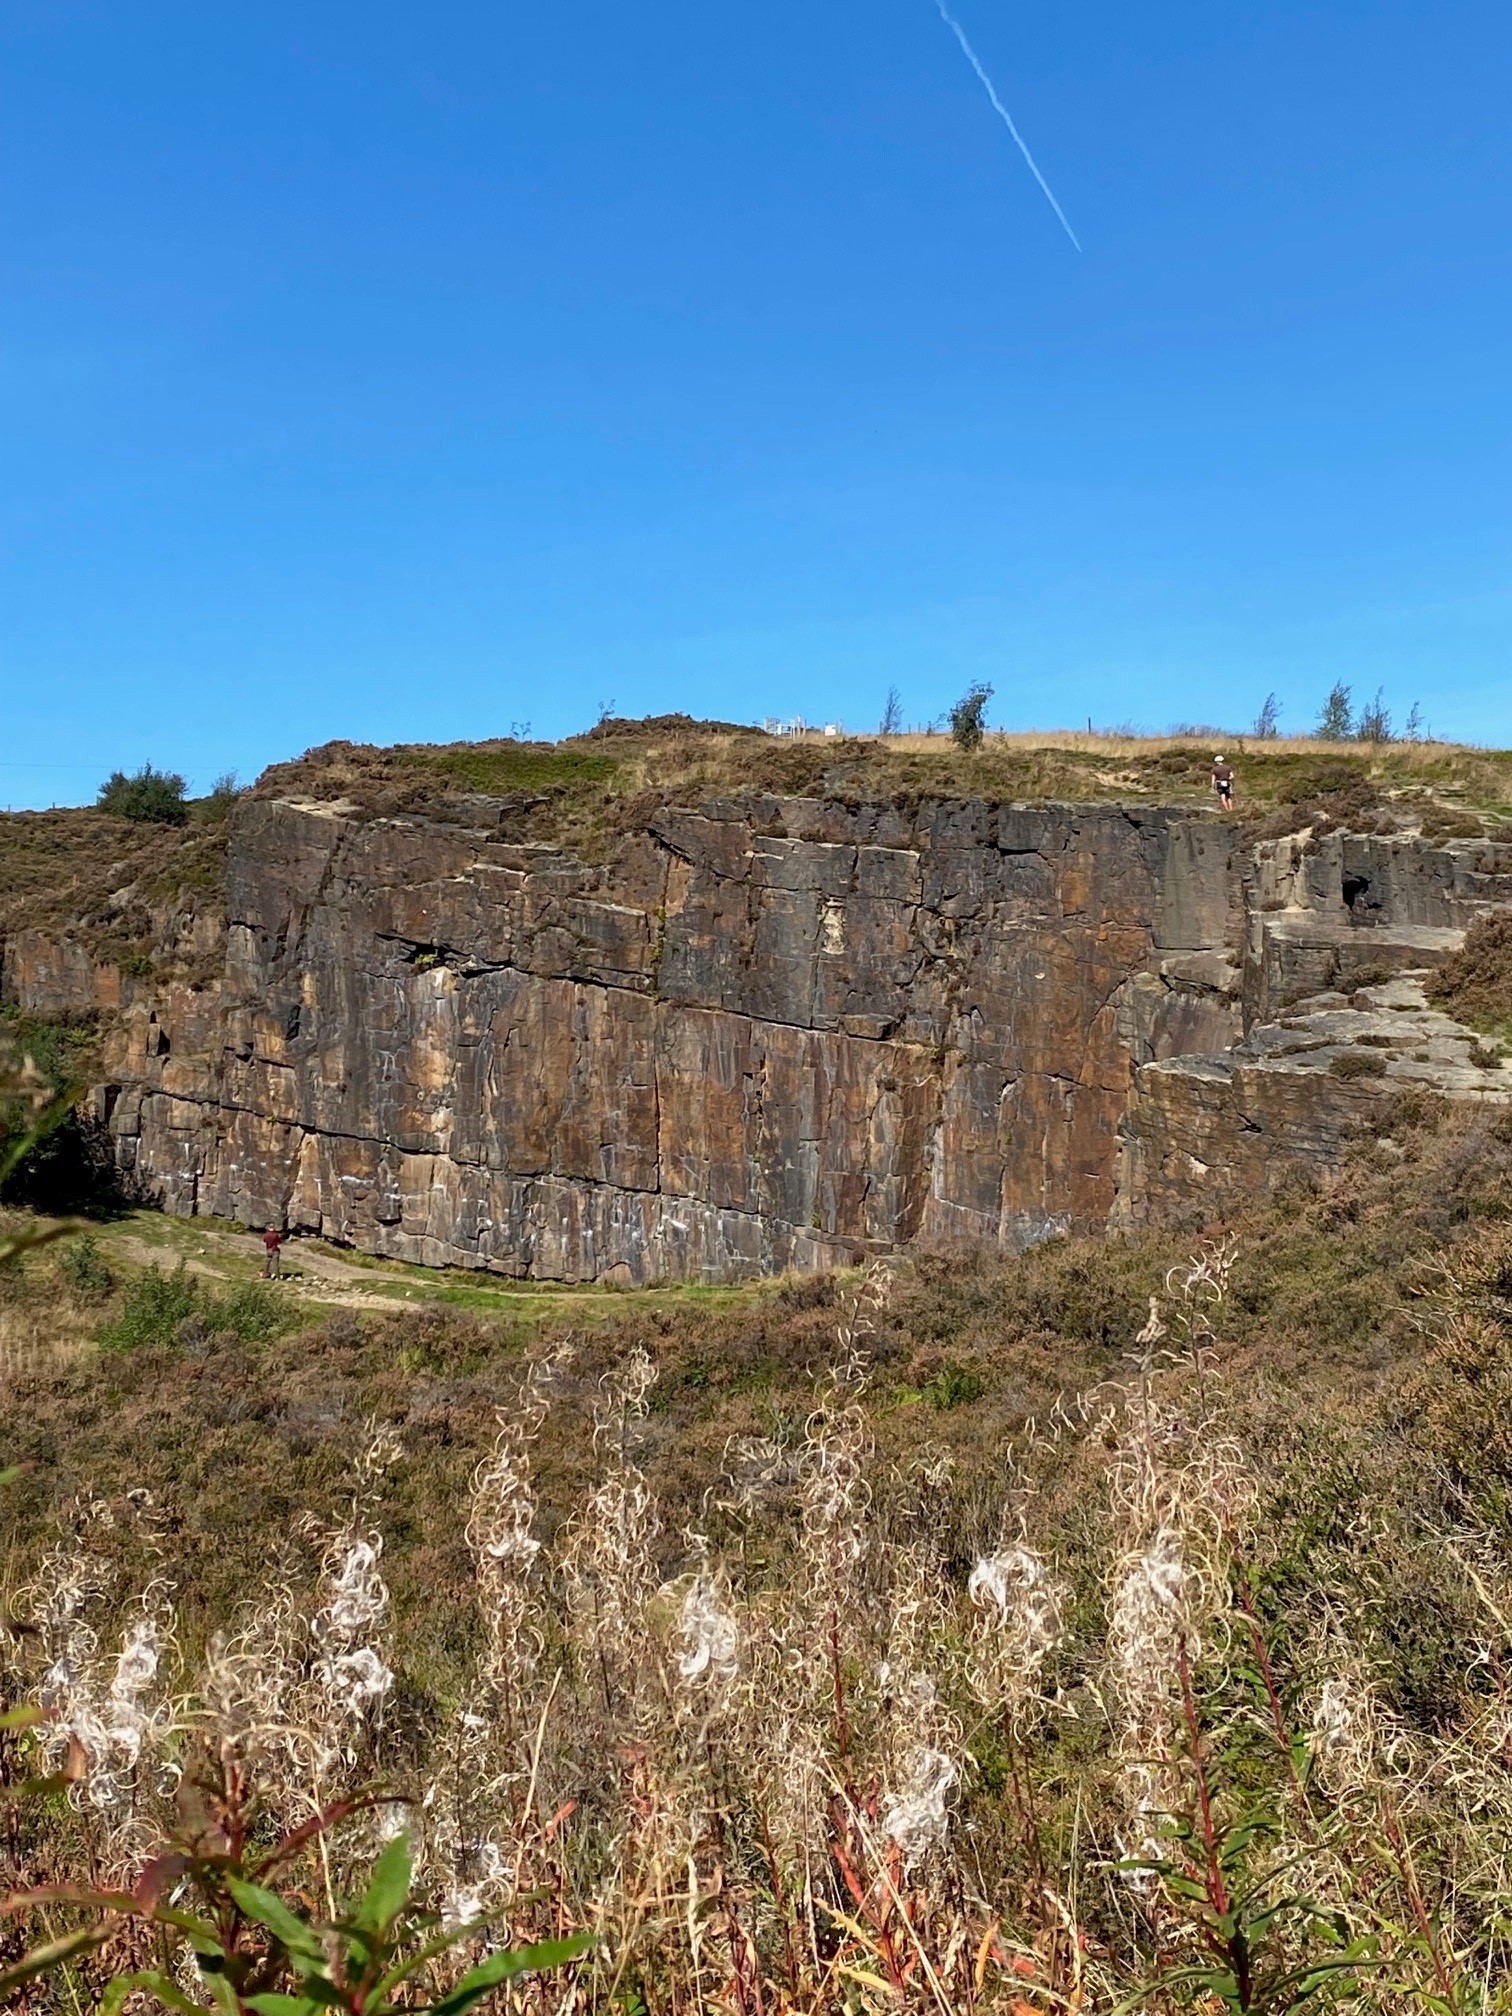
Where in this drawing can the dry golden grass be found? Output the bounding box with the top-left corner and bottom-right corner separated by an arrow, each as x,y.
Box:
0,1300 -> 95,1383
882,726 -> 1477,760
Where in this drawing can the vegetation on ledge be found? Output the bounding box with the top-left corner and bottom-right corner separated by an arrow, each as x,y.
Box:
4,721 -> 1510,954
235,715 -> 1512,864
0,799 -> 231,972
1429,908 -> 1512,1041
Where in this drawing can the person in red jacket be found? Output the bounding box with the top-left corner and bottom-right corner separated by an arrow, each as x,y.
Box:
262,1225 -> 283,1279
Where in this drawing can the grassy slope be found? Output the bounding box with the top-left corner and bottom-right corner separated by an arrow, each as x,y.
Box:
1,1090 -> 1507,1735
0,798 -> 230,978
4,985 -> 1512,2001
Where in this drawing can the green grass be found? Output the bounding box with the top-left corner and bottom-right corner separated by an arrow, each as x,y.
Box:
54,1207 -> 782,1331
98,1262 -> 294,1353
419,742 -> 619,795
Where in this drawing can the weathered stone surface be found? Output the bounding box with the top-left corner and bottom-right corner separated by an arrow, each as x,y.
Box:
1243,829 -> 1512,1021
5,796 -> 1509,1279
1115,974 -> 1512,1222
1115,820 -> 1512,1224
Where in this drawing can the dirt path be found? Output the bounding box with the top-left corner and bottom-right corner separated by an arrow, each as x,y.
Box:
105,1229 -> 406,1311
103,1227 -> 409,1310
85,1211 -> 750,1321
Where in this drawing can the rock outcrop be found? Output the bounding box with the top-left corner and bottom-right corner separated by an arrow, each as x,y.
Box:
3,790 -> 1509,1279
1115,825 -> 1512,1221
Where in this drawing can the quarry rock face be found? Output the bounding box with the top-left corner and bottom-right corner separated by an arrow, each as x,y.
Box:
3,796 -> 1510,1279
1114,976 -> 1511,1223
1114,827 -> 1512,1220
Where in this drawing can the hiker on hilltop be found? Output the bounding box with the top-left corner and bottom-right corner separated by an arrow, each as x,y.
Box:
1211,753 -> 1235,813
262,1224 -> 283,1279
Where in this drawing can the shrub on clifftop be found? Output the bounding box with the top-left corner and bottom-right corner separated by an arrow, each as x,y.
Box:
1428,908 -> 1512,1039
96,761 -> 188,825
948,679 -> 993,751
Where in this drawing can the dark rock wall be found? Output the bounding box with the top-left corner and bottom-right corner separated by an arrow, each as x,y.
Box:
6,795 -> 1506,1278
4,796 -> 1239,1280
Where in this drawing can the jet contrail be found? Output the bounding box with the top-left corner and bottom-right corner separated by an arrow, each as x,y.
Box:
931,0 -> 1081,251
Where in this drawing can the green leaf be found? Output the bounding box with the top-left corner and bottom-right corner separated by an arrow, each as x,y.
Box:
225,1876 -> 328,1971
355,1831 -> 413,1935
245,1998 -> 328,2016
0,1091 -> 79,1188
374,1922 -> 498,2000
99,1970 -> 211,2016
201,1971 -> 243,2016
428,1934 -> 591,2016
1161,1874 -> 1210,1903
0,1924 -> 110,1995
0,1771 -> 70,1804
284,1975 -> 347,2008
152,1905 -> 226,1957
0,1702 -> 45,1731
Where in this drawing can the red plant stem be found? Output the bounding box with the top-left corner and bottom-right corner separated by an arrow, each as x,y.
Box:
826,1562 -> 851,1764
702,1733 -> 765,2016
1001,1713 -> 1047,1887
1229,1547 -> 1289,1751
1176,1640 -> 1257,2010
1380,1793 -> 1458,2009
1225,1530 -> 1315,1821
1176,1643 -> 1228,1921
757,1804 -> 801,1991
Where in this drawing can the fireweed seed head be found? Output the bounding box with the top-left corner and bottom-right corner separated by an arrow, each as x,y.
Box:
443,1838 -> 512,1929
1141,1526 -> 1186,1614
967,1544 -> 1068,1713
591,1345 -> 658,1450
308,1511 -> 395,1772
317,1644 -> 395,1716
717,1433 -> 797,1517
969,1544 -> 1061,1623
1308,1657 -> 1387,1798
673,1568 -> 740,1693
881,1746 -> 959,1867
323,1537 -> 389,1637
104,1613 -> 166,1769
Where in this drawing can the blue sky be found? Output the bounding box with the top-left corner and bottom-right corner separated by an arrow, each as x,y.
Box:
3,0 -> 1510,806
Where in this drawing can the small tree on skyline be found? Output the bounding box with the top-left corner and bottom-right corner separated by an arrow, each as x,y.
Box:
948,681 -> 993,751
1355,686 -> 1392,743
879,686 -> 902,736
1316,682 -> 1353,741
1253,692 -> 1281,740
